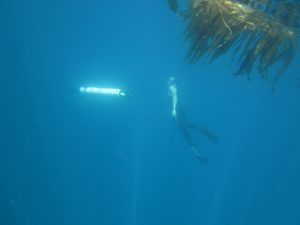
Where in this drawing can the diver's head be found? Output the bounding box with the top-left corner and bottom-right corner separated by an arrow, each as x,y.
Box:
169,76 -> 175,81
168,76 -> 176,85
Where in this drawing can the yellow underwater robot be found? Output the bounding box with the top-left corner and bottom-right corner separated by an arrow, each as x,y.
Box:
168,0 -> 300,88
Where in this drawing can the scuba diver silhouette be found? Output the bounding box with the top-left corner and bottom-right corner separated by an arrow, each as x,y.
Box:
168,76 -> 218,163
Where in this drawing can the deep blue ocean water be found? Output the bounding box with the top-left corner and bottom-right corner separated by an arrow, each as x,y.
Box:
1,0 -> 300,225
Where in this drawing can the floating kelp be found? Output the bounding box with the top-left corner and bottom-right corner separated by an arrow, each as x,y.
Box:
168,0 -> 300,87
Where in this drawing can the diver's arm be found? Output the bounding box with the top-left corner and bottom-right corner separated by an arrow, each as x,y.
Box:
169,84 -> 178,117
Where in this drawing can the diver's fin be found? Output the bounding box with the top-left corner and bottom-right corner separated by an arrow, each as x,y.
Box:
190,146 -> 209,164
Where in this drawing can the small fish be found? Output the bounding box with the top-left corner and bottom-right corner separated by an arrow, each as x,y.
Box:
167,0 -> 179,13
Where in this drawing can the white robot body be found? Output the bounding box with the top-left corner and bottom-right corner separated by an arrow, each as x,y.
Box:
79,87 -> 126,96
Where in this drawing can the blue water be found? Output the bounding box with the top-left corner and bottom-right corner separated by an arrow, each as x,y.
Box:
1,0 -> 300,225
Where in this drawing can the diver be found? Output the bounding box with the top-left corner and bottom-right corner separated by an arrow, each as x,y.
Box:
168,76 -> 218,163
79,86 -> 131,97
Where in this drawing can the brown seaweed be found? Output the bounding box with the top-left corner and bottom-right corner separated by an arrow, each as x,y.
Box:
172,0 -> 299,87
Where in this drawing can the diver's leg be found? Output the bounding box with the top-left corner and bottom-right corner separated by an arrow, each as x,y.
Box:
179,126 -> 208,164
179,126 -> 194,148
186,122 -> 219,144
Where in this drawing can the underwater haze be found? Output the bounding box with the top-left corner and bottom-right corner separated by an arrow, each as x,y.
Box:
1,0 -> 300,225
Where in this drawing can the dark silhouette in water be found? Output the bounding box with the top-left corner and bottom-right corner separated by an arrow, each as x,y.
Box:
167,0 -> 178,13
176,106 -> 219,146
176,105 -> 218,164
